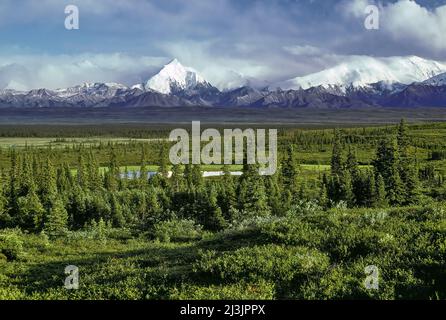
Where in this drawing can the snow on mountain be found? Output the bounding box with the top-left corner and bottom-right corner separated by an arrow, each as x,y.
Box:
131,83 -> 145,91
2,56 -> 446,109
55,82 -> 129,98
423,72 -> 446,86
144,59 -> 211,94
277,56 -> 446,91
212,70 -> 270,91
25,89 -> 56,98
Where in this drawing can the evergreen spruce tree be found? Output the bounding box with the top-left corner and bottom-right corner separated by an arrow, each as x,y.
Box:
139,162 -> 148,187
66,185 -> 87,229
17,188 -> 45,232
387,166 -> 405,206
77,154 -> 88,189
238,163 -> 270,217
138,147 -> 149,188
281,145 -> 299,196
184,164 -> 194,192
86,152 -> 102,190
298,181 -> 309,201
152,147 -> 169,189
56,163 -> 71,193
44,197 -> 68,238
374,139 -> 394,182
204,186 -> 227,231
365,171 -> 376,208
319,174 -> 329,208
191,164 -> 204,191
170,164 -> 185,193
97,218 -> 107,243
374,138 -> 405,205
17,155 -> 35,197
220,166 -> 237,219
374,173 -> 388,208
404,164 -> 422,205
40,157 -> 57,210
14,157 -> 42,231
0,177 -> 8,226
265,174 -> 283,216
147,188 -> 161,216
110,193 -> 124,227
222,164 -> 235,193
8,150 -> 19,214
339,170 -> 355,207
158,145 -> 170,178
105,150 -> 119,192
130,191 -> 146,224
397,119 -> 409,154
345,147 -> 359,179
331,129 -> 343,176
157,183 -> 172,211
396,119 -> 421,205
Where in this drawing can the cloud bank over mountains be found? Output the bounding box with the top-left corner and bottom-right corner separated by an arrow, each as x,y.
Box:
0,53 -> 166,91
1,0 -> 446,91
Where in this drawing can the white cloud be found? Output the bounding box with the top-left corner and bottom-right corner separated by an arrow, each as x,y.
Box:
283,45 -> 324,56
0,48 -> 282,91
383,0 -> 446,53
342,0 -> 376,17
158,41 -> 272,89
2,0 -> 446,91
0,0 -> 315,90
0,53 -> 166,90
342,0 -> 446,54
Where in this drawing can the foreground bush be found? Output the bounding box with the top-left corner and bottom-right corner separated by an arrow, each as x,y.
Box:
170,280 -> 275,300
153,219 -> 203,243
0,229 -> 24,261
0,204 -> 444,300
194,244 -> 330,294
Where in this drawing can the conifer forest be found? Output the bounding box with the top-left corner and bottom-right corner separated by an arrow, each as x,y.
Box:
0,120 -> 445,300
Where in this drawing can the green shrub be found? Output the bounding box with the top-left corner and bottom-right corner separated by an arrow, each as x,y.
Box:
259,217 -> 325,247
107,228 -> 133,241
0,285 -> 25,300
0,229 -> 24,261
153,219 -> 203,243
170,280 -> 275,300
286,200 -> 323,217
194,244 -> 330,284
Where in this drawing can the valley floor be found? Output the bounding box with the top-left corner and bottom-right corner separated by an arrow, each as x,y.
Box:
1,107 -> 446,125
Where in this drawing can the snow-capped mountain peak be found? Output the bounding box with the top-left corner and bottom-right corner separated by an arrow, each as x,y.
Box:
277,55 -> 446,92
2,55 -> 446,109
423,72 -> 446,86
144,59 -> 211,94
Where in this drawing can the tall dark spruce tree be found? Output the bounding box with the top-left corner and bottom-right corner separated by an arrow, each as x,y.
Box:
397,119 -> 421,205
237,154 -> 270,217
374,138 -> 405,206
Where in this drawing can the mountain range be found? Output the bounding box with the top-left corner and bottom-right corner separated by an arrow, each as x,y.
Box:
1,56 -> 446,109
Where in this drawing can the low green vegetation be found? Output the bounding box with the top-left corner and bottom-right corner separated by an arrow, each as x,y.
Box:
1,203 -> 444,300
0,120 -> 445,300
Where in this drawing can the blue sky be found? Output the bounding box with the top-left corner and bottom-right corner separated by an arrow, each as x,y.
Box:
1,0 -> 446,90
